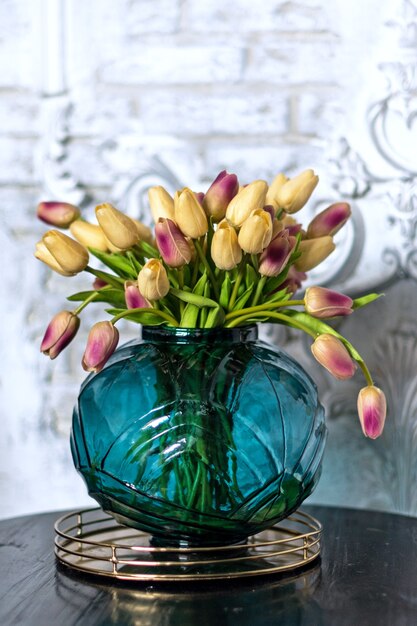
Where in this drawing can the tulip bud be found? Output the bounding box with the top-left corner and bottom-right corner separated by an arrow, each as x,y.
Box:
357,386 -> 387,439
93,277 -> 107,290
238,209 -> 272,254
138,259 -> 170,301
265,173 -> 289,209
275,169 -> 319,214
305,287 -> 353,318
69,219 -> 109,252
148,186 -> 176,223
194,192 -> 205,206
131,218 -> 154,244
226,180 -> 268,227
294,236 -> 335,272
203,170 -> 239,222
211,220 -> 242,270
95,203 -> 139,250
36,230 -> 89,275
307,202 -> 351,239
82,321 -> 119,373
37,201 -> 80,228
155,218 -> 192,267
174,188 -> 208,239
124,281 -> 151,309
41,311 -> 80,359
311,334 -> 357,380
259,231 -> 295,277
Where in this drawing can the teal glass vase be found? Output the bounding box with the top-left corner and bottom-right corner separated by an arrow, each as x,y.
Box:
71,325 -> 326,547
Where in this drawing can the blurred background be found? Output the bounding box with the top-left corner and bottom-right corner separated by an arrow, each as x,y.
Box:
1,0 -> 417,519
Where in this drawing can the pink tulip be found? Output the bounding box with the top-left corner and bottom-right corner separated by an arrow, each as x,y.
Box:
37,201 -> 80,228
259,231 -> 296,277
41,311 -> 80,359
311,334 -> 357,380
357,386 -> 387,439
124,281 -> 151,309
307,202 -> 351,238
82,322 -> 119,373
305,287 -> 353,318
203,170 -> 239,221
155,218 -> 192,267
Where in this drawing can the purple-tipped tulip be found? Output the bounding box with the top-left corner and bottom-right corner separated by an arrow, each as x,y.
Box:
311,334 -> 357,380
124,281 -> 151,309
194,192 -> 205,206
155,218 -> 192,267
277,267 -> 307,294
305,286 -> 353,318
82,321 -> 119,373
203,170 -> 239,222
37,201 -> 80,228
41,310 -> 80,359
357,385 -> 387,439
259,231 -> 296,277
263,205 -> 276,220
93,277 -> 107,290
307,202 -> 351,238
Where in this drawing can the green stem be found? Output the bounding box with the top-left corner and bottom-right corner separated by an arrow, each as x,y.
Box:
251,275 -> 267,307
358,360 -> 374,386
73,291 -> 101,315
225,310 -> 317,337
228,260 -> 246,310
194,239 -> 220,300
110,307 -> 179,326
225,300 -> 304,320
177,267 -> 185,315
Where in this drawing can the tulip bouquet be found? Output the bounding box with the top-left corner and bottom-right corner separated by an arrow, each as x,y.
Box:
35,169 -> 386,439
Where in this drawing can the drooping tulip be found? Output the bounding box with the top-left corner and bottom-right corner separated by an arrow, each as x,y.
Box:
40,311 -> 80,359
203,170 -> 239,222
275,169 -> 319,214
124,281 -> 151,309
294,236 -> 335,272
174,188 -> 208,239
238,209 -> 272,254
225,180 -> 268,227
259,231 -> 296,277
138,259 -> 170,300
95,203 -> 139,250
211,220 -> 242,270
305,287 -> 353,318
357,386 -> 387,439
69,219 -> 109,252
155,218 -> 192,267
265,173 -> 289,209
148,186 -> 176,222
37,201 -> 80,228
311,334 -> 357,380
307,202 -> 351,238
35,230 -> 89,275
82,321 -> 119,373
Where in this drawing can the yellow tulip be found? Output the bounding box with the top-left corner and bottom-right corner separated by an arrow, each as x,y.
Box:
132,218 -> 154,244
275,169 -> 319,214
226,180 -> 268,227
35,241 -> 74,276
211,220 -> 242,270
238,209 -> 272,254
294,236 -> 335,272
148,186 -> 175,223
265,173 -> 289,209
69,219 -> 109,252
35,230 -> 89,275
95,203 -> 139,250
138,259 -> 170,300
174,188 -> 208,239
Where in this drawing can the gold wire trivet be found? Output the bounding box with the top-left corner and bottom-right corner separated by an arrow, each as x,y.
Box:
55,507 -> 322,581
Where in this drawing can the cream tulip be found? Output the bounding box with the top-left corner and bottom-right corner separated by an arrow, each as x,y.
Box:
238,209 -> 272,254
265,173 -> 289,209
35,230 -> 89,275
294,236 -> 335,272
70,219 -> 109,252
174,188 -> 208,239
138,259 -> 170,300
225,180 -> 268,227
275,169 -> 319,214
211,220 -> 242,270
95,203 -> 139,250
148,186 -> 175,223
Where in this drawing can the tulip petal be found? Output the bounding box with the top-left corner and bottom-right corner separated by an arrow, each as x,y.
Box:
311,334 -> 357,380
357,386 -> 387,439
82,322 -> 119,373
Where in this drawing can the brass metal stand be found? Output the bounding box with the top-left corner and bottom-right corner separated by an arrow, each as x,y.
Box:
55,508 -> 322,582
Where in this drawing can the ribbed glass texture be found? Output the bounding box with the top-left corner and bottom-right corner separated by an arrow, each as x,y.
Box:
71,325 -> 326,546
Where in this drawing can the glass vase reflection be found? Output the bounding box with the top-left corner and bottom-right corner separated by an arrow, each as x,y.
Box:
71,325 -> 326,546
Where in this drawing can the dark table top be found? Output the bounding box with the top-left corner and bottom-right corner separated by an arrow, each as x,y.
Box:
0,505 -> 416,626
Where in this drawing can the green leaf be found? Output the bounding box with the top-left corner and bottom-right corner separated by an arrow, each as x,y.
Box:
205,306 -> 225,328
105,308 -> 166,325
125,251 -> 142,273
68,289 -> 126,308
171,287 -> 218,308
233,285 -> 255,311
245,265 -> 258,290
352,293 -> 383,309
263,288 -> 291,305
89,248 -> 137,278
219,274 -> 232,309
86,269 -> 125,288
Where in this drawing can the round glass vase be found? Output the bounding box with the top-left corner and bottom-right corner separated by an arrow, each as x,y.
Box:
71,325 -> 326,547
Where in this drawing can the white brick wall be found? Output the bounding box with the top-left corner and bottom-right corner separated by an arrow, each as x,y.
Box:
0,0 -> 401,518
